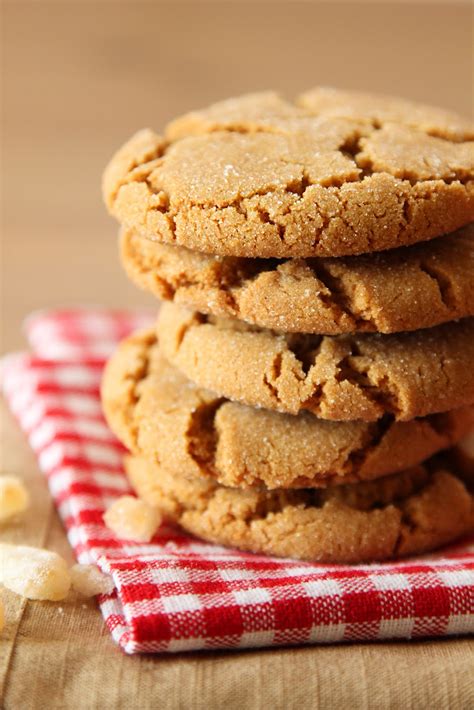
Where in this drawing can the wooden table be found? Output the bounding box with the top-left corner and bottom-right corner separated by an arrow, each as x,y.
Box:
2,2 -> 473,707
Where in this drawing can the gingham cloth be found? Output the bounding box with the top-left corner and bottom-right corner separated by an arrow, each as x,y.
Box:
2,309 -> 473,654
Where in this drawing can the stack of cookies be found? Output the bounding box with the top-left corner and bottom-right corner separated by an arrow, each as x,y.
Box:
101,88 -> 474,563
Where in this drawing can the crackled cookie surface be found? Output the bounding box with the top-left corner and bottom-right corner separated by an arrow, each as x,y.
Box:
103,90 -> 474,258
126,455 -> 474,563
101,329 -> 473,489
122,224 -> 474,335
157,303 -> 474,422
297,87 -> 474,140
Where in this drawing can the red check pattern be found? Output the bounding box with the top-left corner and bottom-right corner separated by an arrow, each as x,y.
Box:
2,308 -> 473,654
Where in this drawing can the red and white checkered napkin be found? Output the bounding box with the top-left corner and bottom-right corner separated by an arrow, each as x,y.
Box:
2,309 -> 474,653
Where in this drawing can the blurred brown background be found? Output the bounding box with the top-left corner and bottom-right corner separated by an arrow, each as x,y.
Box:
1,3 -> 474,708
2,0 -> 473,352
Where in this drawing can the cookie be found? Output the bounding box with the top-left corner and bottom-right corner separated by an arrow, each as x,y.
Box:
101,328 -> 473,489
157,303 -> 474,422
103,90 -> 474,258
121,223 -> 474,335
125,454 -> 474,563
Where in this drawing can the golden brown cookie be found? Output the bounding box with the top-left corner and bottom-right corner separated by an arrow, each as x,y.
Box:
125,454 -> 474,563
157,304 -> 474,422
101,328 -> 473,489
121,224 -> 474,335
103,90 -> 474,258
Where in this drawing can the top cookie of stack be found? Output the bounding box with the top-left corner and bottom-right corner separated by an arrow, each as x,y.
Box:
104,88 -> 474,256
104,88 -> 474,337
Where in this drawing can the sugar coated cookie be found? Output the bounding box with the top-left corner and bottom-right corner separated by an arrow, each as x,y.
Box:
101,329 -> 473,489
103,90 -> 474,258
157,303 -> 474,422
121,224 -> 474,335
125,454 -> 474,563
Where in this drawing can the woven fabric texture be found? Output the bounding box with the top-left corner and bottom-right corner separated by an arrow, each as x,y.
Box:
1,309 -> 473,654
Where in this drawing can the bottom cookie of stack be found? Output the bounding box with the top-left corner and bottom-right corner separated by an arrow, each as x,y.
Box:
125,454 -> 473,564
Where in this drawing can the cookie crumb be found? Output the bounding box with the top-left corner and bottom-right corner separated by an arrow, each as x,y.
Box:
0,476 -> 30,523
104,496 -> 161,542
71,564 -> 114,597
